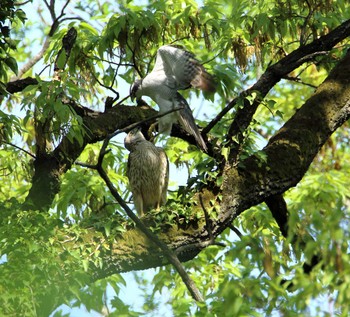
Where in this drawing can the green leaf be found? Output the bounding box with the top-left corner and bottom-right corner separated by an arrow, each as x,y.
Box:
82,259 -> 89,272
5,57 -> 18,75
14,9 -> 27,23
275,109 -> 284,119
56,49 -> 67,69
221,147 -> 229,161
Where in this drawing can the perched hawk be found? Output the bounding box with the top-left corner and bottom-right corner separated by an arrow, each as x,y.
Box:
124,128 -> 169,216
130,45 -> 215,152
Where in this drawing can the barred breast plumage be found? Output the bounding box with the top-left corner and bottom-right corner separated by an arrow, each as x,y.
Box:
125,128 -> 169,216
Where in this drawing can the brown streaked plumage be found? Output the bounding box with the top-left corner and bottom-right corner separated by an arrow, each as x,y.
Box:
124,128 -> 169,216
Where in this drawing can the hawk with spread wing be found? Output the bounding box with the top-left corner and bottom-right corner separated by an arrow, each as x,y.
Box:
130,45 -> 215,152
124,127 -> 169,216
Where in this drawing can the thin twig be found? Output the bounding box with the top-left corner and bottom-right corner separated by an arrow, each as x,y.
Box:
44,0 -> 56,21
75,161 -> 96,169
60,16 -> 85,23
10,37 -> 51,81
115,94 -> 130,106
91,69 -> 120,98
228,224 -> 243,239
126,42 -> 143,78
202,48 -> 225,66
300,0 -> 313,46
2,141 -> 36,159
57,0 -> 71,20
202,95 -> 239,135
283,75 -> 317,89
11,0 -> 75,81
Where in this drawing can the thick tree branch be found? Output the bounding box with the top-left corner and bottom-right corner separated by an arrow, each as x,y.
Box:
219,48 -> 350,232
5,77 -> 39,94
265,194 -> 289,238
10,36 -> 51,81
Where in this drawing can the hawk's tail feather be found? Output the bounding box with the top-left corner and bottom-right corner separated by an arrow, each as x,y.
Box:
176,94 -> 208,152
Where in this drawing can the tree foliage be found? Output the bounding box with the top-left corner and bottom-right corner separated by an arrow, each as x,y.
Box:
1,0 -> 350,316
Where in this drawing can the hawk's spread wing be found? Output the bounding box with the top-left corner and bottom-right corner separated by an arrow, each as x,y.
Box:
151,45 -> 215,92
130,45 -> 215,152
